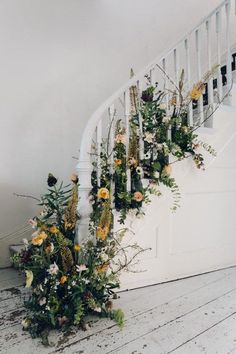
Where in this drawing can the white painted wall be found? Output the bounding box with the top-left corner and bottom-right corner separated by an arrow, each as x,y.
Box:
119,93 -> 236,290
0,0 -> 222,266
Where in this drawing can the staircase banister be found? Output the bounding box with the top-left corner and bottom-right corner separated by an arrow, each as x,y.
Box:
78,0 -> 230,163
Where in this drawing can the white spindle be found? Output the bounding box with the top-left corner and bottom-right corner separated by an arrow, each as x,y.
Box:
206,19 -> 214,104
108,104 -> 115,207
149,68 -> 154,86
173,48 -> 180,107
162,58 -> 171,140
216,10 -> 223,101
96,120 -> 102,186
108,104 -> 115,163
124,90 -> 131,192
173,48 -> 179,88
185,38 -> 193,126
195,28 -> 204,124
225,1 -> 232,96
137,79 -> 144,160
206,19 -> 214,127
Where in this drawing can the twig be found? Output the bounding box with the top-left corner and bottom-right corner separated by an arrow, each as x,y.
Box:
13,193 -> 41,202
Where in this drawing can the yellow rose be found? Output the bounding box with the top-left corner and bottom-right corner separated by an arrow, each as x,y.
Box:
133,191 -> 144,202
74,244 -> 81,252
38,231 -> 48,240
97,188 -> 110,200
96,226 -> 109,241
32,235 -> 44,246
49,226 -> 59,234
60,276 -> 68,285
114,159 -> 122,166
25,270 -> 33,288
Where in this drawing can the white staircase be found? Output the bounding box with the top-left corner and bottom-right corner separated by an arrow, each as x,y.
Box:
76,0 -> 236,290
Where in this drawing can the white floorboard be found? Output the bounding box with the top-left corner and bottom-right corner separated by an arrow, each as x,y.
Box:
0,266 -> 236,354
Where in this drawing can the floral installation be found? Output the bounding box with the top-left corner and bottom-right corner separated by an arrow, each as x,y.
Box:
90,68 -> 217,221
12,66 -> 220,344
12,174 -> 146,344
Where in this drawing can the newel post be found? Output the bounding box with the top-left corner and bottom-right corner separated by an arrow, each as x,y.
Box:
76,157 -> 93,244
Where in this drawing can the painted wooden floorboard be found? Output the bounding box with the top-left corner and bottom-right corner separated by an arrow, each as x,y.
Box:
0,267 -> 233,353
171,313 -> 236,354
0,267 -> 236,353
68,270 -> 236,354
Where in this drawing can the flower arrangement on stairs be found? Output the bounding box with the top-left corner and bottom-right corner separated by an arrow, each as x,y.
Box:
12,66 -> 225,344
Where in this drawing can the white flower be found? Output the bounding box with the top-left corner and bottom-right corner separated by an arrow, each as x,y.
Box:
136,166 -> 143,176
182,126 -> 189,134
153,151 -> 159,160
71,281 -> 76,286
144,132 -> 155,144
22,318 -> 30,329
39,297 -> 46,306
31,231 -> 38,238
159,103 -> 166,110
94,307 -> 102,313
28,219 -> 37,229
76,264 -> 88,272
100,253 -> 109,262
154,171 -> 160,179
156,144 -> 163,151
22,238 -> 29,246
106,268 -> 112,276
144,151 -> 151,159
162,116 -> 170,124
47,262 -> 59,275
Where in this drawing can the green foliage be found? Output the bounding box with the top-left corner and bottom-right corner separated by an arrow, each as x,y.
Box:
12,68 -> 217,346
12,175 -> 128,344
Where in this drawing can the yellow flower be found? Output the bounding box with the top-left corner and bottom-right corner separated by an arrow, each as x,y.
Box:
114,159 -> 122,166
74,244 -> 81,252
60,276 -> 68,285
97,188 -> 110,200
31,231 -> 47,246
71,174 -> 78,184
32,235 -> 43,246
49,226 -> 59,234
38,231 -> 48,240
133,191 -> 144,202
96,263 -> 109,273
190,82 -> 205,101
65,222 -> 73,230
163,164 -> 172,176
96,226 -> 109,241
25,270 -> 33,288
